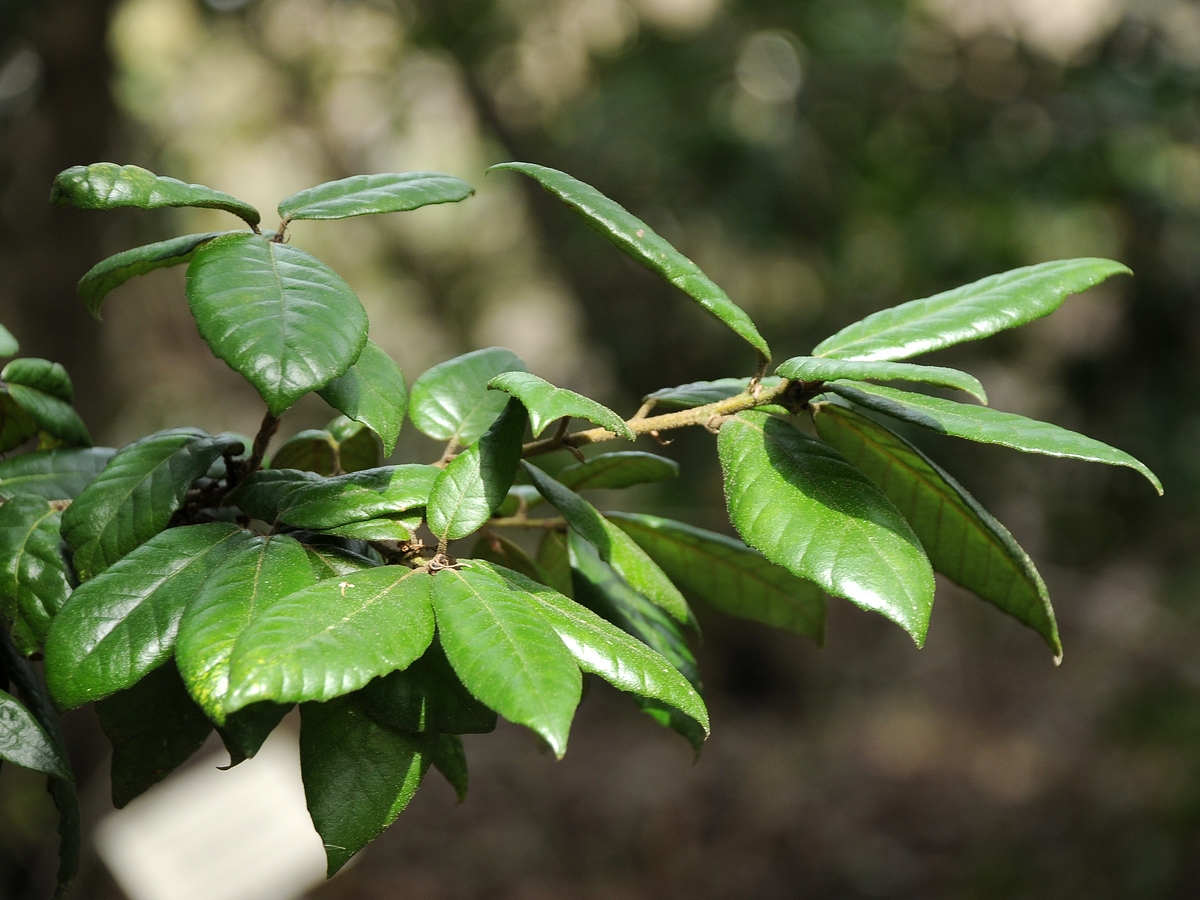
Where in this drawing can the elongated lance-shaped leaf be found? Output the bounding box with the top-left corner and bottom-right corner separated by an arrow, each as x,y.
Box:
225,566 -> 434,713
364,640 -> 497,735
522,462 -> 692,624
0,495 -> 72,656
300,692 -> 431,876
491,162 -> 770,361
0,448 -> 114,500
0,324 -> 15,357
0,689 -> 72,778
5,385 -> 91,447
61,429 -> 243,580
718,411 -> 935,644
606,512 -> 826,641
556,451 -> 679,493
44,523 -> 251,710
776,357 -> 986,402
431,563 -> 581,756
645,376 -> 783,410
51,162 -> 260,227
826,381 -> 1162,494
270,429 -> 338,474
224,468 -> 323,522
186,233 -> 369,416
94,662 -> 212,808
489,371 -> 632,439
280,172 -> 475,221
472,531 -> 550,585
329,416 -> 383,473
176,535 -> 318,724
77,232 -> 228,316
409,347 -> 528,444
2,358 -> 73,402
319,341 -> 407,454
318,516 -> 419,541
429,399 -> 527,542
813,258 -> 1131,361
812,401 -> 1060,656
280,464 -> 439,529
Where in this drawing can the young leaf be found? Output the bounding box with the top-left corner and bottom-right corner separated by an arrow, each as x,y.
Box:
813,258 -> 1131,361
77,232 -> 228,316
718,411 -> 935,644
225,566 -> 435,713
813,401 -> 1060,656
300,693 -> 430,876
279,464 -> 439,528
329,417 -> 384,473
363,640 -> 497,735
0,324 -> 16,358
523,462 -> 692,624
428,398 -> 528,542
825,381 -> 1163,494
606,512 -> 826,641
61,429 -> 242,580
645,376 -> 782,410
0,393 -> 38,452
319,341 -> 407,454
409,347 -> 527,444
555,451 -> 679,492
186,233 -> 368,416
471,531 -> 550,585
2,358 -> 73,402
279,172 -> 474,221
94,662 -> 212,808
223,468 -> 323,523
776,357 -> 986,403
537,530 -> 574,599
0,689 -> 72,779
0,448 -> 114,500
0,495 -> 72,655
428,734 -> 469,803
50,162 -> 260,227
44,523 -> 251,710
176,535 -> 318,724
488,371 -> 632,439
5,384 -> 91,447
491,162 -> 771,361
431,563 -> 581,756
270,430 -> 338,475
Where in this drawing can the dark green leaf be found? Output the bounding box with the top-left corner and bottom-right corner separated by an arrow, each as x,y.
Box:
776,357 -> 986,402
300,693 -> 430,876
77,233 -> 227,316
636,697 -> 707,753
556,451 -> 679,492
428,398 -> 527,541
50,162 -> 260,227
224,468 -> 323,523
217,702 -> 291,766
431,563 -> 581,756
813,258 -> 1131,361
409,347 -> 527,445
279,172 -> 474,221
225,566 -> 434,712
813,401 -> 1060,657
363,640 -> 497,735
62,429 -> 243,580
304,543 -> 380,577
94,662 -> 212,808
0,325 -> 16,357
6,385 -> 91,447
607,512 -> 825,641
825,381 -> 1163,494
0,391 -> 40,452
319,342 -> 406,455
537,530 -> 573,598
645,376 -> 782,410
491,162 -> 770,360
523,462 -> 691,623
488,371 -> 632,439
280,464 -> 439,528
186,233 -> 368,416
0,689 -> 72,778
2,358 -> 73,403
428,734 -> 468,803
270,429 -> 338,475
0,448 -> 114,501
718,411 -> 935,644
0,495 -> 72,655
319,516 -> 419,541
471,531 -> 550,585
44,523 -> 251,709
329,417 -> 384,473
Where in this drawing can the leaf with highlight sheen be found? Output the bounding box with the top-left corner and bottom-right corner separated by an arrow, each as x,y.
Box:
51,163 -> 260,226
776,357 -> 986,402
0,495 -> 72,655
489,371 -> 632,439
0,448 -> 114,500
279,465 -> 439,528
2,359 -> 73,402
0,325 -> 15,357
77,233 -> 227,316
270,430 -> 338,475
5,385 -> 91,447
409,347 -> 527,444
279,172 -> 474,221
0,689 -> 72,779
319,341 -> 407,454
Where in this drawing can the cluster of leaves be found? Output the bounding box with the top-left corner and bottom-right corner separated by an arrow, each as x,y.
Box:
0,161 -> 1159,896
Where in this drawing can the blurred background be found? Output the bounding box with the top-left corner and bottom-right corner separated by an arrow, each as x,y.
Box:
3,0 -> 1200,896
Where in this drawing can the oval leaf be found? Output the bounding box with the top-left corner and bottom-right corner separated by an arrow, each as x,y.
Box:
77,232 -> 229,316
776,357 -> 986,403
223,468 -> 323,523
2,358 -> 73,402
270,429 -> 338,475
489,371 -> 632,439
0,495 -> 72,656
279,172 -> 474,221
555,451 -> 679,492
0,325 -> 16,358
363,640 -> 497,735
280,465 -> 439,529
319,341 -> 407,454
319,516 -> 419,541
0,448 -> 115,501
718,411 -> 935,643
0,393 -> 38,452
329,417 -> 384,473
0,689 -> 72,779
6,385 -> 91,447
409,347 -> 527,445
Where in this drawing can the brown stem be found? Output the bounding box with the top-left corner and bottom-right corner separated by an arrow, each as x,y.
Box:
246,411 -> 281,475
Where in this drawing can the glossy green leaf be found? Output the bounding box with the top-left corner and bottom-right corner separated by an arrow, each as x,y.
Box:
825,381 -> 1163,494
176,535 -> 317,724
225,566 -> 434,712
95,662 -> 212,808
300,693 -> 430,876
279,172 -> 474,221
44,523 -> 250,710
409,347 -> 528,444
0,448 -> 115,501
62,429 -> 242,580
492,162 -> 770,360
472,531 -> 549,585
224,468 -> 322,522
270,429 -> 338,475
6,385 -> 91,447
304,543 -> 380,577
523,462 -> 691,624
813,258 -> 1131,361
428,399 -> 527,541
813,401 -> 1060,656
776,357 -> 986,403
537,530 -> 573,598
718,411 -> 935,644
0,325 -> 16,358
279,464 -> 439,528
645,376 -> 782,410
319,342 -> 406,455
0,495 -> 72,655
428,734 -> 468,802
431,563 -> 581,756
0,392 -> 37,452
77,232 -> 227,316
50,162 -> 260,226
489,371 -> 632,439
319,515 -> 419,541
2,358 -> 73,403
607,512 -> 826,641
0,689 -> 72,778
329,417 -> 384,473
186,233 -> 368,416
555,451 -> 679,492
363,640 -> 497,735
